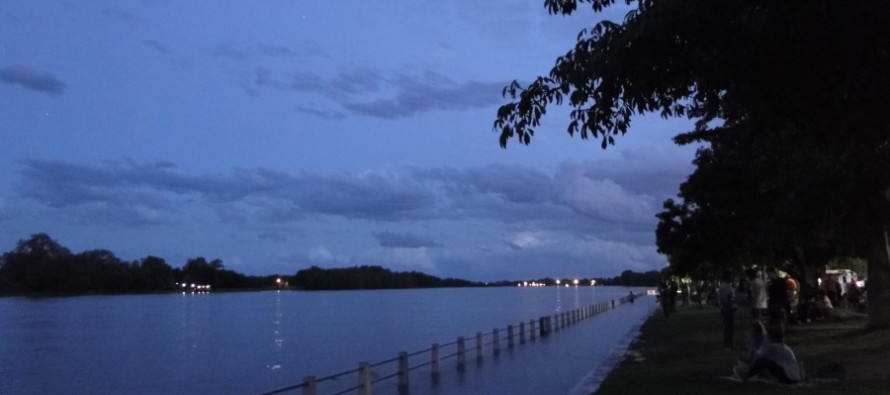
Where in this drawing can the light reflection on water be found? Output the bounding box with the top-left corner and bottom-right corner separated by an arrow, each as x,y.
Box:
270,290 -> 284,371
0,286 -> 635,395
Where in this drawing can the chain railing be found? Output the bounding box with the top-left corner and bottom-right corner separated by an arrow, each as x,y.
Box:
256,293 -> 641,395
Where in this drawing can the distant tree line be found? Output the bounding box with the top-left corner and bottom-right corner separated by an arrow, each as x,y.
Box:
293,265 -> 483,290
0,233 -> 274,295
0,233 -> 661,295
487,270 -> 663,288
595,270 -> 663,287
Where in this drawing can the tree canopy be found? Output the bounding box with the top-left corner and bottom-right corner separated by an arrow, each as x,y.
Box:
494,0 -> 890,327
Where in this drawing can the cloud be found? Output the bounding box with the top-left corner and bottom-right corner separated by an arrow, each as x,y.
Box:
16,159 -> 439,227
244,65 -> 505,119
361,247 -> 438,273
142,40 -> 171,53
341,73 -> 505,119
374,231 -> 441,248
0,64 -> 66,95
0,198 -> 14,221
214,42 -> 326,62
101,7 -> 143,26
504,230 -> 545,250
294,104 -> 346,120
16,157 -> 684,231
554,164 -> 655,225
13,154 -> 687,277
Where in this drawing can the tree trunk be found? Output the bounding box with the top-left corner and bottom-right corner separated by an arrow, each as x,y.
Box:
867,228 -> 890,329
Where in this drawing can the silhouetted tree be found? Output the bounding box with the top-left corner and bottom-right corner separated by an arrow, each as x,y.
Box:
494,0 -> 890,328
138,255 -> 175,290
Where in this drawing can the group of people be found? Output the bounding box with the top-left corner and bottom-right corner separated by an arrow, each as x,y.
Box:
717,269 -> 804,384
797,273 -> 865,322
663,268 -> 863,385
718,269 -> 790,348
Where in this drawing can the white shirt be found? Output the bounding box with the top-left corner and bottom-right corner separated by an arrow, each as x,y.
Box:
758,341 -> 802,382
751,277 -> 768,310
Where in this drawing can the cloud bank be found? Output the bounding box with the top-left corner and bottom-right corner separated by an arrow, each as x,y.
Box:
0,65 -> 66,95
13,151 -> 691,279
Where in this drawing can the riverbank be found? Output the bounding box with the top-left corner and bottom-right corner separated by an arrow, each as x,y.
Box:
595,304 -> 890,395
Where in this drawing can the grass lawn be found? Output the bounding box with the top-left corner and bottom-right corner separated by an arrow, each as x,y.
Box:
595,305 -> 890,395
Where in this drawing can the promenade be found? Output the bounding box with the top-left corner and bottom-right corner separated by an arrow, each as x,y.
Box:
368,295 -> 658,395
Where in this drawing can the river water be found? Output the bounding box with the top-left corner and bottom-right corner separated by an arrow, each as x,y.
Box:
0,286 -> 650,395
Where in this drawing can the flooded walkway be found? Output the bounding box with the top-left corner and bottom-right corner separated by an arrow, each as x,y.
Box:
370,295 -> 658,395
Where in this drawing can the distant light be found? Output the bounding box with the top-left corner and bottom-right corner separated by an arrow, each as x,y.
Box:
573,279 -> 579,286
555,279 -> 561,285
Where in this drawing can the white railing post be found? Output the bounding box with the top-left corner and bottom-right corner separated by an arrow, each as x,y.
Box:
476,332 -> 484,361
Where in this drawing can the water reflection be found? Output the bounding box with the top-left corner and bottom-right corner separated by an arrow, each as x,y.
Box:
269,290 -> 284,371
573,285 -> 580,309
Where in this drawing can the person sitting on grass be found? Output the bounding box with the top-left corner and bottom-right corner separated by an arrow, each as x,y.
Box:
733,325 -> 802,384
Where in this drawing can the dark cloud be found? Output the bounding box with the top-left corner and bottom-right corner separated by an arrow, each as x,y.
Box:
329,66 -> 386,95
17,159 -> 180,226
294,104 -> 346,120
142,40 -> 170,53
101,7 -> 143,26
0,64 -> 66,95
374,231 -> 441,248
244,66 -> 505,118
214,44 -> 250,62
294,172 -> 436,220
0,198 -> 14,221
574,148 -> 695,197
13,156 -> 686,278
342,74 -> 505,119
16,159 -> 438,226
255,44 -> 298,58
15,155 -> 687,255
214,42 -> 325,62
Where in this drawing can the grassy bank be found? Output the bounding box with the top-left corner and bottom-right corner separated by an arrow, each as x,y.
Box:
596,305 -> 890,395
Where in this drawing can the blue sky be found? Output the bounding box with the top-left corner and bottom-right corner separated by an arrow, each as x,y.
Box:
1,1 -> 698,281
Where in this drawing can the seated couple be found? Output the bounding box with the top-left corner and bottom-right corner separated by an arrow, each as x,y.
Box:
732,321 -> 802,384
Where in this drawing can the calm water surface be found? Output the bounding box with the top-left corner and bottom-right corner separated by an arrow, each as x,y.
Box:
0,286 -> 636,395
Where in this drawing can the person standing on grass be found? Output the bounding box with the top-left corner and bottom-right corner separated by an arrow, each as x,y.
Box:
718,270 -> 736,349
669,280 -> 679,314
735,276 -> 754,345
748,269 -> 767,320
767,269 -> 790,331
659,280 -> 672,318
847,281 -> 862,311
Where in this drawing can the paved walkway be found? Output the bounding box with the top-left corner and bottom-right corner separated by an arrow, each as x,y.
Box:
370,295 -> 659,395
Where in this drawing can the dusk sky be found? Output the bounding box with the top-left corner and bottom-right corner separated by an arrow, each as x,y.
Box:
1,1 -> 699,281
